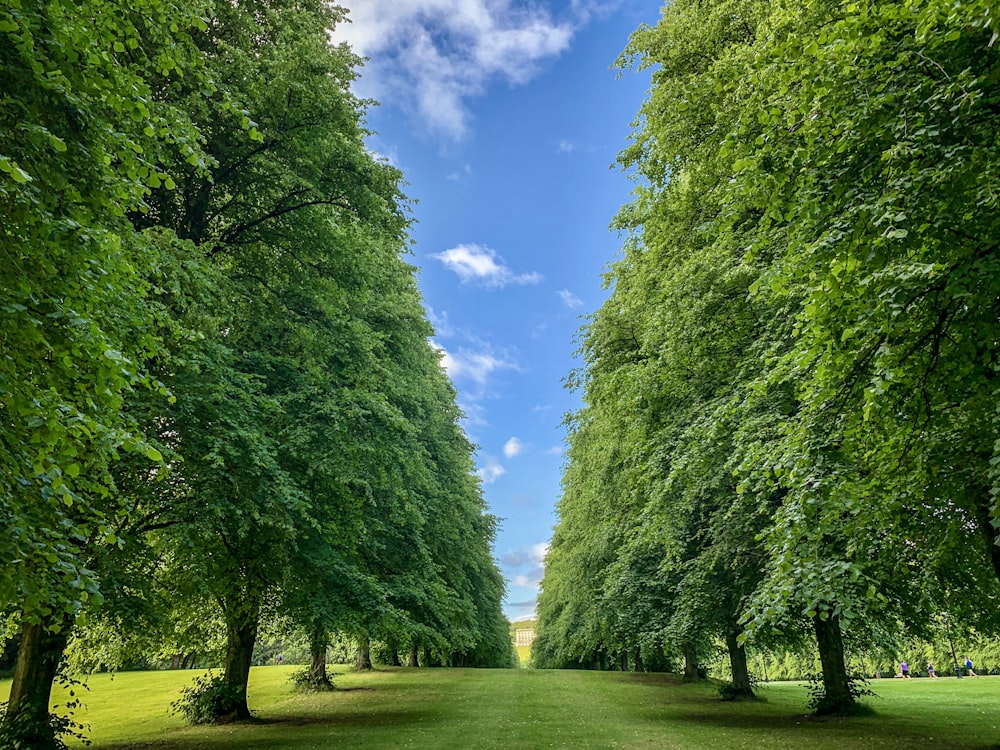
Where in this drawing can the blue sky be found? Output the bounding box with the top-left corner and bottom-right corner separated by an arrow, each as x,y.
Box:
334,0 -> 660,621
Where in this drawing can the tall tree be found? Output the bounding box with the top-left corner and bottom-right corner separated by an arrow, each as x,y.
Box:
0,0 -> 211,743
730,0 -> 1000,710
123,0 -> 412,720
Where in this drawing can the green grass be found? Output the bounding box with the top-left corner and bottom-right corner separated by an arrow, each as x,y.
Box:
515,644 -> 532,666
3,668 -> 1000,749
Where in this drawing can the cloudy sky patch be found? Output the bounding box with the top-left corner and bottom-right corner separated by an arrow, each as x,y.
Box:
335,1 -> 574,140
503,436 -> 524,458
433,243 -> 542,287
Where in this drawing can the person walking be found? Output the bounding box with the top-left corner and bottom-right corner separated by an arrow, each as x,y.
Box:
965,656 -> 977,676
900,660 -> 910,678
927,662 -> 937,678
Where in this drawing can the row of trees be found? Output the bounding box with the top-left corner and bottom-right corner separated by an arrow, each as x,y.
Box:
534,0 -> 1000,715
1,1 -> 512,745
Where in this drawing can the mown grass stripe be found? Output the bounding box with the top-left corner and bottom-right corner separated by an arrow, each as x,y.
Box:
2,667 -> 998,749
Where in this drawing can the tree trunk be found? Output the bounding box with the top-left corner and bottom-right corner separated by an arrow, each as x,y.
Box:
408,644 -> 419,667
725,629 -> 754,697
813,613 -> 854,715
421,645 -> 433,667
385,638 -> 402,667
683,643 -> 700,682
619,651 -> 629,672
2,618 -> 71,748
633,648 -> 644,673
222,597 -> 260,722
354,637 -> 372,671
973,494 -> 1000,585
308,627 -> 332,688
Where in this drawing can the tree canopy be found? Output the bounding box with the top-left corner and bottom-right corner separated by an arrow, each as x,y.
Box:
536,0 -> 1000,716
1,1 -> 513,745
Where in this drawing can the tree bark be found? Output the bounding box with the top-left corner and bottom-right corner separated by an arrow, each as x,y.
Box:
633,648 -> 644,673
421,645 -> 433,667
2,618 -> 71,748
408,644 -> 419,667
308,628 -> 331,687
354,636 -> 372,671
682,643 -> 700,682
813,613 -> 854,715
222,596 -> 260,721
384,638 -> 402,667
725,629 -> 754,697
973,493 -> 1000,586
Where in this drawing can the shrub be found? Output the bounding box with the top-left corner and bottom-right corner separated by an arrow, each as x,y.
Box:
717,682 -> 756,701
170,673 -> 244,724
804,672 -> 877,716
289,667 -> 335,692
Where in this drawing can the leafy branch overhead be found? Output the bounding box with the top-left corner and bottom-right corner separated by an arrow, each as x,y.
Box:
1,0 -> 512,745
536,0 -> 1000,717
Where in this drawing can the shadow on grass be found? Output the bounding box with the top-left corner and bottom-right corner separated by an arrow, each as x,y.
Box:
99,706 -> 433,750
664,710 -> 819,731
667,708 -> 997,749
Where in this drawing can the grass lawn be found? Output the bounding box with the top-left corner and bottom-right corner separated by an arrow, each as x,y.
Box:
2,668 -> 1000,749
515,644 -> 532,666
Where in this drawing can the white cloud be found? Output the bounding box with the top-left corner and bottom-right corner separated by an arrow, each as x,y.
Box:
458,399 -> 488,428
446,164 -> 473,181
433,243 -> 542,287
544,445 -> 564,456
501,542 -> 549,589
501,543 -> 549,617
532,542 -> 549,562
335,1 -> 574,140
478,455 -> 505,483
503,436 -> 524,458
426,306 -> 454,337
501,543 -> 548,569
431,336 -> 520,433
557,289 -> 584,309
507,598 -> 537,620
557,139 -> 577,153
436,343 -> 518,385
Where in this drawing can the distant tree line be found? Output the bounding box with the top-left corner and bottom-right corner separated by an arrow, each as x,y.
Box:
534,0 -> 1000,716
0,0 -> 513,746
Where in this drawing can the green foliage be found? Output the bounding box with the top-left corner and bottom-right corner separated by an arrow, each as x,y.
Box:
3,0 -> 510,741
540,0 -> 1000,719
0,701 -> 89,750
0,0 -> 210,625
0,673 -> 91,749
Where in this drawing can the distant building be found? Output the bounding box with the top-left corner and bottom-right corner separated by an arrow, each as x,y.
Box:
515,629 -> 535,646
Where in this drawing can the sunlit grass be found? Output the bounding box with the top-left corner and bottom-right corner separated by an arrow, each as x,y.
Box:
515,644 -> 532,666
2,667 -> 1000,748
